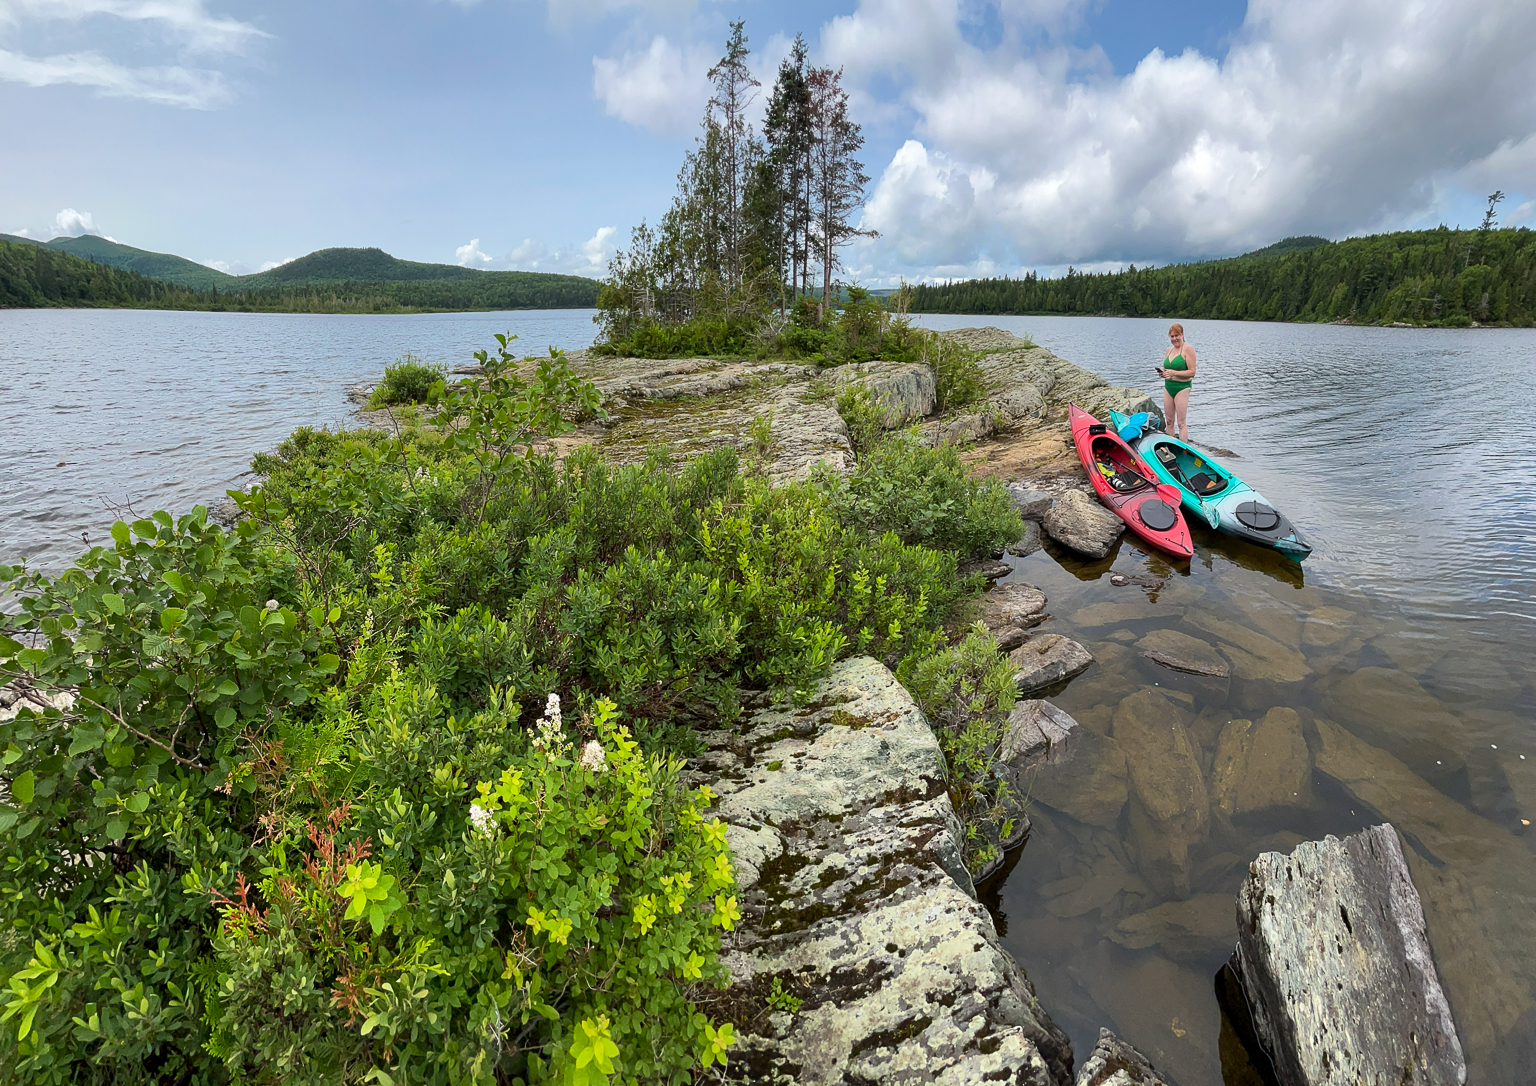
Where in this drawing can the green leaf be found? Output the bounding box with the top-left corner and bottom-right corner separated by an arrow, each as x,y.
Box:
214,707 -> 237,729
105,819 -> 127,841
102,593 -> 126,615
161,571 -> 189,595
315,653 -> 340,675
0,634 -> 21,658
124,792 -> 151,814
17,648 -> 46,669
11,771 -> 35,805
0,812 -> 17,833
160,608 -> 187,633
131,519 -> 158,540
216,680 -> 239,696
110,522 -> 131,548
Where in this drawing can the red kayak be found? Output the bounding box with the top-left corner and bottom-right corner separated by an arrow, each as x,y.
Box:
1068,404 -> 1194,559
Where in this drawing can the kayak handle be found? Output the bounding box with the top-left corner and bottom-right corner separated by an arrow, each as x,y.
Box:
1087,423 -> 1107,435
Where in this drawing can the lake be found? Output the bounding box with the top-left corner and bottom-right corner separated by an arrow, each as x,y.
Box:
3,307 -> 1534,1082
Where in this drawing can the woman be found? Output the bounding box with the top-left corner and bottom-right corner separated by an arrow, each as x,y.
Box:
1156,322 -> 1196,440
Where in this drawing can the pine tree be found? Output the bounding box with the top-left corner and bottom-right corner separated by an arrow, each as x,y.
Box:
806,66 -> 874,315
762,35 -> 813,308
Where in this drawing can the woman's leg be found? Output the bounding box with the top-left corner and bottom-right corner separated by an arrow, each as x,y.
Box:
1174,388 -> 1191,440
1162,390 -> 1175,433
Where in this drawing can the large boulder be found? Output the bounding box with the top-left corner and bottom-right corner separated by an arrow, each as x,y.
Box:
825,361 -> 937,427
1319,666 -> 1468,773
1136,630 -> 1228,678
700,656 -> 1072,1085
1043,491 -> 1124,558
1011,634 -> 1095,693
1028,724 -> 1130,830
1008,485 -> 1055,520
1233,824 -> 1466,1086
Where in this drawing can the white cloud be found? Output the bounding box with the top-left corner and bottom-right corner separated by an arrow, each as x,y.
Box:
826,0 -> 1536,279
0,0 -> 263,107
592,34 -> 714,138
201,254 -> 294,275
455,238 -> 494,267
507,226 -> 618,275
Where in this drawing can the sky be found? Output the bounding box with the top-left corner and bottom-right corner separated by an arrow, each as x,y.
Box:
3,0 -> 1534,284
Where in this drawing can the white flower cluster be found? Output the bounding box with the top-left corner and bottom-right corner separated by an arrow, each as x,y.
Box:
530,692 -> 567,755
578,739 -> 607,774
265,599 -> 279,612
468,803 -> 496,838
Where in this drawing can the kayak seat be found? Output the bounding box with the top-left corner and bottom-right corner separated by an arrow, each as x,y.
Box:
1188,471 -> 1224,495
1107,470 -> 1148,493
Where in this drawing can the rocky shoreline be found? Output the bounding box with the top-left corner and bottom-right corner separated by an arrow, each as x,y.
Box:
345,330 -> 1475,1085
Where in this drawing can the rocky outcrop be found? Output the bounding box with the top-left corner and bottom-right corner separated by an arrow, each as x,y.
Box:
1011,634 -> 1095,693
825,361 -> 937,426
700,656 -> 1072,1086
1233,824 -> 1466,1086
1073,1029 -> 1170,1086
1043,492 -> 1124,558
1008,485 -> 1054,520
980,582 -> 1050,651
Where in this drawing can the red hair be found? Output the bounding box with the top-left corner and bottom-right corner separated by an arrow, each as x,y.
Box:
1169,322 -> 1184,336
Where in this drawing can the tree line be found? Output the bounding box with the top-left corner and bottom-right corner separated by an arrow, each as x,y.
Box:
0,241 -> 601,312
599,23 -> 873,344
909,226 -> 1536,327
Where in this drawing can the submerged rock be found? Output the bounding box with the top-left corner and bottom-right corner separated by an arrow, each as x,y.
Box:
705,656 -> 1072,1086
1009,521 -> 1046,557
1209,708 -> 1312,817
1111,894 -> 1237,962
1011,634 -> 1095,693
1044,491 -> 1124,558
1112,690 -> 1208,895
1136,629 -> 1229,678
1029,725 -> 1130,830
1074,1028 -> 1171,1086
1233,824 -> 1466,1086
1319,666 -> 1466,772
1184,610 -> 1309,683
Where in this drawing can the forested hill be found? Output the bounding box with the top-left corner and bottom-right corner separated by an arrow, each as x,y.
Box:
0,240 -> 601,312
0,233 -> 235,290
909,229 -> 1536,326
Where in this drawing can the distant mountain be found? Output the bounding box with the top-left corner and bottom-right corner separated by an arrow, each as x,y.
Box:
0,236 -> 601,312
240,247 -> 503,286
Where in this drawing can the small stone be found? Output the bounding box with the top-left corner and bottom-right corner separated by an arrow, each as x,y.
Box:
981,582 -> 1049,634
1109,573 -> 1129,586
1008,485 -> 1054,520
1043,490 -> 1124,558
961,558 -> 1012,581
1011,634 -> 1094,693
1008,521 -> 1044,557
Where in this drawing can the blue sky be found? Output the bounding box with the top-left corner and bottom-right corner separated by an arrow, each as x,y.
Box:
3,0 -> 1534,283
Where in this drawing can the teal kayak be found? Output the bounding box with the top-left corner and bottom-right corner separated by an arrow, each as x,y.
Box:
1108,411 -> 1312,561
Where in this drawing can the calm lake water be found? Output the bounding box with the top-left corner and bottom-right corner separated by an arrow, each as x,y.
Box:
3,307 -> 1534,1082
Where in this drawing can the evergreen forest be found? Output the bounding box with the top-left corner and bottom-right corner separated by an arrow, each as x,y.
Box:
909,227 -> 1536,327
0,241 -> 601,312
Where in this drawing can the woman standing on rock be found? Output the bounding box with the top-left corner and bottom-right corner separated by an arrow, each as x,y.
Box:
1156,323 -> 1196,440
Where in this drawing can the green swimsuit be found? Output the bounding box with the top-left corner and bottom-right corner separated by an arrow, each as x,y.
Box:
1163,353 -> 1192,396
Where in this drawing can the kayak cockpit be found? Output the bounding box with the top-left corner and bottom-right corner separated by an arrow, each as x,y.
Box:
1091,437 -> 1154,493
1151,442 -> 1229,498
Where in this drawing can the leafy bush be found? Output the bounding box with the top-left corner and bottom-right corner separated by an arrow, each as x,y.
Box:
834,384 -> 887,460
367,355 -> 447,408
825,437 -> 1022,558
900,624 -> 1021,871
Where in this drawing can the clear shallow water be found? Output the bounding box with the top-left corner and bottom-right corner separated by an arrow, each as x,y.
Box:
4,309 -> 1535,1081
906,315 -> 1536,1083
0,308 -> 600,568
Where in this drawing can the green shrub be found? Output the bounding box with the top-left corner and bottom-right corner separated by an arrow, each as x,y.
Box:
899,623 -> 1020,871
367,355 -> 447,408
834,384 -> 887,460
826,437 -> 1022,558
